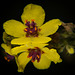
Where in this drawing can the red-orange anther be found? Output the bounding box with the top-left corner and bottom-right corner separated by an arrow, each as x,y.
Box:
31,19 -> 35,22
25,20 -> 28,23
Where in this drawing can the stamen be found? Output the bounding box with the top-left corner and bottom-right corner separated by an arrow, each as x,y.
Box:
37,55 -> 40,58
24,20 -> 40,37
7,59 -> 10,62
4,52 -> 14,62
30,31 -> 32,33
25,20 -> 28,23
24,28 -> 28,32
31,19 -> 35,22
27,47 -> 44,63
35,27 -> 37,31
29,56 -> 32,59
4,56 -> 10,62
4,56 -> 7,60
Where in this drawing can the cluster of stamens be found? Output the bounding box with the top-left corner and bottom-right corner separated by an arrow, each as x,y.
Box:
27,47 -> 44,62
4,52 -> 14,62
24,19 -> 40,37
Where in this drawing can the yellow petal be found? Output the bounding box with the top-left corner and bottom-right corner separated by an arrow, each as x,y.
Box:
11,45 -> 28,55
31,36 -> 52,44
15,56 -> 25,72
3,20 -> 26,37
21,4 -> 45,26
44,48 -> 62,64
11,37 -> 31,45
40,19 -> 62,36
1,43 -> 12,55
11,36 -> 51,45
18,52 -> 30,71
33,54 -> 51,69
42,47 -> 50,53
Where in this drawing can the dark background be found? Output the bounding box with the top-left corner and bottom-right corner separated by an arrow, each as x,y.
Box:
0,0 -> 75,75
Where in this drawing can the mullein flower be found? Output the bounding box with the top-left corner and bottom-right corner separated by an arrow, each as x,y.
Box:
11,43 -> 62,72
3,4 -> 62,45
1,32 -> 62,72
1,4 -> 62,72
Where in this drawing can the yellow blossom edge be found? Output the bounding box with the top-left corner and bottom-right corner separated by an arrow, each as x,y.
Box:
42,47 -> 62,64
1,43 -> 12,55
11,36 -> 52,45
3,19 -> 26,37
11,37 -> 31,45
21,4 -> 45,26
15,56 -> 25,73
40,19 -> 62,36
17,52 -> 31,72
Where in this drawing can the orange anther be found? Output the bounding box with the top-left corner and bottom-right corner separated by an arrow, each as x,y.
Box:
30,31 -> 32,33
29,56 -> 32,59
25,20 -> 28,23
31,19 -> 35,22
24,28 -> 28,31
37,55 -> 40,58
35,27 -> 37,31
7,59 -> 10,62
4,56 -> 7,60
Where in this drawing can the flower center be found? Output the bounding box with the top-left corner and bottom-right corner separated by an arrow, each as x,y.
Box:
24,19 -> 41,37
27,47 -> 44,62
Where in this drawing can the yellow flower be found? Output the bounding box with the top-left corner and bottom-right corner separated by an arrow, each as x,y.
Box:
2,4 -> 62,72
1,32 -> 62,72
11,43 -> 62,72
3,4 -> 62,45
